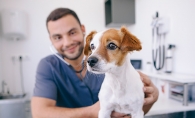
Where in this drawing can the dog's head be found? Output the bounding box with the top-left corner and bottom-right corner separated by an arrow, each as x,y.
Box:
84,27 -> 142,74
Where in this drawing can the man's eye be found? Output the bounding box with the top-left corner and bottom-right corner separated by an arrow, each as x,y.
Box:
54,36 -> 61,40
70,31 -> 76,35
90,44 -> 95,50
107,43 -> 118,50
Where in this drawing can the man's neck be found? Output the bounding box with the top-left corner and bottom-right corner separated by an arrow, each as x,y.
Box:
64,54 -> 85,71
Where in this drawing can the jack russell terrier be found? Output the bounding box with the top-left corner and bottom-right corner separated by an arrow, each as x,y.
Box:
84,27 -> 144,118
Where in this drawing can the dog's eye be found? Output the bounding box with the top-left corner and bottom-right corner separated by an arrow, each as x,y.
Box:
90,44 -> 95,50
107,43 -> 117,50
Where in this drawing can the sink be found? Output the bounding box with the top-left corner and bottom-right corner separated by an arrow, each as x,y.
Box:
0,93 -> 27,118
0,93 -> 25,100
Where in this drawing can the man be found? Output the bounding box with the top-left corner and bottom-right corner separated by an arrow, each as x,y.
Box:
31,8 -> 159,118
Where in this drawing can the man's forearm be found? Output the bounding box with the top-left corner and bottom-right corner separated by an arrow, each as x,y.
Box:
143,103 -> 154,115
33,106 -> 97,118
31,97 -> 99,118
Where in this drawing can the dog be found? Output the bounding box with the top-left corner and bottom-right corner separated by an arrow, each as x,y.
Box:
84,27 -> 144,118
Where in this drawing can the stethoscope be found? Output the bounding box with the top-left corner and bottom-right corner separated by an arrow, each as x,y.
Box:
50,44 -> 96,103
49,45 -> 87,73
152,12 -> 165,70
49,45 -> 70,65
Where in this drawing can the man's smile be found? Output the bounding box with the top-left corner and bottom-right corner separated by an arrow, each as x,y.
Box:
63,43 -> 80,53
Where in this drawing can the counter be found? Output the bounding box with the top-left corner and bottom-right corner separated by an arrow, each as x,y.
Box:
141,71 -> 195,116
146,96 -> 195,116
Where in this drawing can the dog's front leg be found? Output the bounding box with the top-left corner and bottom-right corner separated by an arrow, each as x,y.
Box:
99,101 -> 114,118
98,82 -> 114,118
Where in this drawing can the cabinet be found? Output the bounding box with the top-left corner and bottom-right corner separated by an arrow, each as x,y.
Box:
141,71 -> 195,106
169,82 -> 195,104
105,0 -> 135,27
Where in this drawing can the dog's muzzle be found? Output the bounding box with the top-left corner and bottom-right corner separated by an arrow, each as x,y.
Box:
87,56 -> 98,67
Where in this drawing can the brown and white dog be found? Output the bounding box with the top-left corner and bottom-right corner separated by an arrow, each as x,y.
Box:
84,27 -> 144,118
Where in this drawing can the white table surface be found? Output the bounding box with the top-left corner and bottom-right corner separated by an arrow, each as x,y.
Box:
146,96 -> 195,116
141,71 -> 195,83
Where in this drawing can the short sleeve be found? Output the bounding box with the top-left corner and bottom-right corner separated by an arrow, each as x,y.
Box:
33,58 -> 57,100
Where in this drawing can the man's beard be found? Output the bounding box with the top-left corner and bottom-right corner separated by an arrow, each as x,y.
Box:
62,42 -> 84,60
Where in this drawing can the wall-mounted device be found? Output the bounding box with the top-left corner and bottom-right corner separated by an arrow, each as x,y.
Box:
105,0 -> 135,27
1,10 -> 27,40
151,12 -> 170,71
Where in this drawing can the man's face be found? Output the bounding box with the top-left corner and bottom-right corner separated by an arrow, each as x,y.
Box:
48,15 -> 85,60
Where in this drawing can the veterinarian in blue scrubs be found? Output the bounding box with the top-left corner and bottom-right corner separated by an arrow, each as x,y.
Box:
31,8 -> 159,118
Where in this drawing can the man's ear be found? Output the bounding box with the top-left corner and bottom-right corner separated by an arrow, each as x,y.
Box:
81,25 -> 86,34
84,31 -> 97,56
120,27 -> 142,52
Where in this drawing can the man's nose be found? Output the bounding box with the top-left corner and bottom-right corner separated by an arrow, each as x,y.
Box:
87,56 -> 98,67
62,36 -> 72,47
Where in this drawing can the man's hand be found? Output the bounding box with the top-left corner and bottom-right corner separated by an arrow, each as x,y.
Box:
138,71 -> 159,114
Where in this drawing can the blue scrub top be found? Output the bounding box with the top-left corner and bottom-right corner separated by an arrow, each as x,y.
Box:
33,54 -> 105,108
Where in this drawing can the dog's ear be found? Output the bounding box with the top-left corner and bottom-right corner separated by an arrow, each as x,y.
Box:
84,31 -> 97,56
120,27 -> 142,52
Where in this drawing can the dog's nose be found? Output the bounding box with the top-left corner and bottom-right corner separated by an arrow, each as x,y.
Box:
87,56 -> 98,67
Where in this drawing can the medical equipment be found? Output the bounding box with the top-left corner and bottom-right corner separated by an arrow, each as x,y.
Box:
151,12 -> 170,71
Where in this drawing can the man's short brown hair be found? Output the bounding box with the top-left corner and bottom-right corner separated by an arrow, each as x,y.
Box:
46,8 -> 81,27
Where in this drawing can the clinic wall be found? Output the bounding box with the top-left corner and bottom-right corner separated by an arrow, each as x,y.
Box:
0,0 -> 106,98
0,15 -> 3,92
132,0 -> 195,74
0,39 -> 2,92
0,0 -> 195,99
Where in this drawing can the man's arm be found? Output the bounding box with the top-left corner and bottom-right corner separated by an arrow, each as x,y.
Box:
31,97 -> 130,118
31,97 -> 99,118
138,71 -> 159,114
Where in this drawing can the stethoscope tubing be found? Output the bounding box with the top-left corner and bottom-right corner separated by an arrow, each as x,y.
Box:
152,27 -> 165,70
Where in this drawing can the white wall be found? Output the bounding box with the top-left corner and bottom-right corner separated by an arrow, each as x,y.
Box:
0,0 -> 194,99
0,0 -> 106,98
0,14 -> 3,92
0,40 -> 2,92
132,0 -> 195,74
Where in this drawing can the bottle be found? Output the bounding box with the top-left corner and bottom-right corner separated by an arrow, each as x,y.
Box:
165,44 -> 175,73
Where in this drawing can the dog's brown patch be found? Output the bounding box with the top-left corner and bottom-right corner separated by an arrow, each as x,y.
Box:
120,27 -> 142,52
84,31 -> 97,56
84,27 -> 142,66
97,27 -> 142,66
95,29 -> 125,66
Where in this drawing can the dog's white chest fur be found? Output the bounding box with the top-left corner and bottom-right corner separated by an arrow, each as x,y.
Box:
84,27 -> 144,118
98,54 -> 144,118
